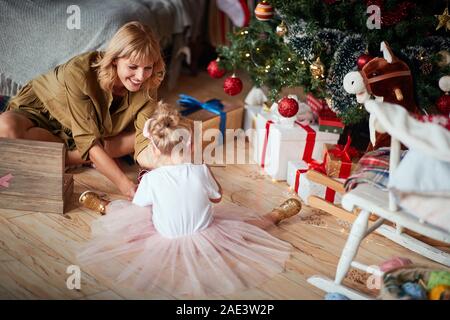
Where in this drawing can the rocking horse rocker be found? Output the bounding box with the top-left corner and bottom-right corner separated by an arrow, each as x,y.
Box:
307,41 -> 450,299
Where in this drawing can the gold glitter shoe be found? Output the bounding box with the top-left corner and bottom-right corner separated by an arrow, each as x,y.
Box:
79,191 -> 110,215
272,198 -> 302,225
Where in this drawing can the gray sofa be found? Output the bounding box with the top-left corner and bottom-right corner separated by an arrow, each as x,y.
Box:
0,0 -> 207,96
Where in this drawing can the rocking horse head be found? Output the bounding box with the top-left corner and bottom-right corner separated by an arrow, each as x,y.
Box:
343,42 -> 419,148
343,41 -> 418,113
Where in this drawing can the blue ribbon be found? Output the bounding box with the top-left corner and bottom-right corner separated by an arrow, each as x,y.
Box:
178,94 -> 227,142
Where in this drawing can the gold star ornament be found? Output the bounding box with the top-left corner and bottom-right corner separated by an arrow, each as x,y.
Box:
436,7 -> 450,31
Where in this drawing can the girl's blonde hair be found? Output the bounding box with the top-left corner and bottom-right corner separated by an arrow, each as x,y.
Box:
143,102 -> 192,155
92,21 -> 165,97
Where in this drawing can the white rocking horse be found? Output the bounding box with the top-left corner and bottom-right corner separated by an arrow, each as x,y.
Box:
307,41 -> 450,299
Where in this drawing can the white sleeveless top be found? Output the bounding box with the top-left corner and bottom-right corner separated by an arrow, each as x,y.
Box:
132,163 -> 221,238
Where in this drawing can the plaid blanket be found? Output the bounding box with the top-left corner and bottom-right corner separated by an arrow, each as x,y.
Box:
345,147 -> 407,192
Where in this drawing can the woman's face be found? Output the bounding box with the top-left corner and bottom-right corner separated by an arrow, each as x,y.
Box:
114,57 -> 153,92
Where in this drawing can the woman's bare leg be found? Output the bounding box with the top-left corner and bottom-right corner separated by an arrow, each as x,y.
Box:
0,111 -> 63,143
24,127 -> 64,143
0,112 -> 134,165
0,111 -> 35,138
67,130 -> 135,166
0,111 -> 89,165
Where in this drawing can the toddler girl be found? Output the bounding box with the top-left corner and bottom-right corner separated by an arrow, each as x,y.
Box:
78,102 -> 301,297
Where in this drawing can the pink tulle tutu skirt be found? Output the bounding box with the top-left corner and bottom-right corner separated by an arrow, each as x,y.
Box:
77,201 -> 292,297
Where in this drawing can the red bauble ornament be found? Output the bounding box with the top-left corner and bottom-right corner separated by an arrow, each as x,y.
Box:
207,59 -> 226,79
436,94 -> 450,115
278,97 -> 299,118
223,75 -> 243,96
357,53 -> 374,70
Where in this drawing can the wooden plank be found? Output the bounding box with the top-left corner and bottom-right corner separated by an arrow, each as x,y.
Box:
281,271 -> 325,299
257,273 -> 317,300
0,194 -> 64,213
0,249 -> 68,299
0,215 -> 108,298
0,284 -> 16,300
0,207 -> 36,219
10,211 -> 175,299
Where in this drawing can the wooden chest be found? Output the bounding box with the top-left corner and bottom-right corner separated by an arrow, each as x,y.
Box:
0,138 -> 73,214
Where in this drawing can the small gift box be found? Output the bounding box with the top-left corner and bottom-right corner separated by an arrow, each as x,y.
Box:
287,160 -> 343,205
318,108 -> 345,134
252,111 -> 340,180
323,138 -> 360,179
306,93 -> 328,115
178,95 -> 244,149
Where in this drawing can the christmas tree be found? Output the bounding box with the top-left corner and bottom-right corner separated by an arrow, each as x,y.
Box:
214,0 -> 450,124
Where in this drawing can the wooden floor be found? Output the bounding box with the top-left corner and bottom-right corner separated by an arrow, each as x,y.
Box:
0,71 -> 448,300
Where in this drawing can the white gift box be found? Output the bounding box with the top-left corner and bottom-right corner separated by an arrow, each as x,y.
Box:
252,111 -> 340,180
244,105 -> 261,131
287,161 -> 343,205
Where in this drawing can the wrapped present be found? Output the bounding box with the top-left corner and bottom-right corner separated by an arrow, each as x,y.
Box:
252,111 -> 340,180
323,137 -> 360,179
306,93 -> 328,115
287,160 -> 343,205
178,95 -> 244,149
318,108 -> 345,134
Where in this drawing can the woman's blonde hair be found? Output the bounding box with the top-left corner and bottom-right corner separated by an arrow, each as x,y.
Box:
144,102 -> 192,155
92,21 -> 165,97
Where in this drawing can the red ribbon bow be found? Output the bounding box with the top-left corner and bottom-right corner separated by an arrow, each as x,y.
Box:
307,159 -> 326,174
328,136 -> 359,162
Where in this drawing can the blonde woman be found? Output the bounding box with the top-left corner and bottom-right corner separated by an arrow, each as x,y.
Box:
0,21 -> 165,199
